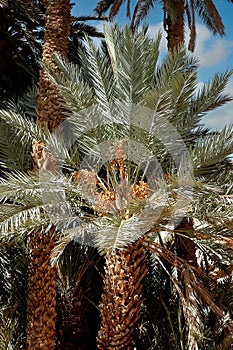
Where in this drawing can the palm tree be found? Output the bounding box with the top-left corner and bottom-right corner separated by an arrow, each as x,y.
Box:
0,100 -> 102,350
25,0 -> 72,349
0,24 -> 233,349
41,24 -> 233,349
95,0 -> 233,52
0,2 -> 105,348
25,2 -> 105,348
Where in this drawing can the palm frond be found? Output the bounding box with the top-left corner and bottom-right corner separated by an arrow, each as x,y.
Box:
109,0 -> 124,18
0,171 -> 74,238
56,241 -> 103,349
195,0 -> 225,36
0,108 -> 44,146
56,242 -> 100,295
131,0 -> 155,32
94,0 -> 115,16
145,239 -> 233,349
104,25 -> 160,103
0,121 -> 32,172
17,82 -> 38,119
191,70 -> 233,116
154,46 -> 199,93
42,54 -> 95,115
51,218 -> 104,264
192,125 -> 233,177
80,37 -> 116,117
0,306 -> 20,350
71,20 -> 104,39
0,0 -> 8,7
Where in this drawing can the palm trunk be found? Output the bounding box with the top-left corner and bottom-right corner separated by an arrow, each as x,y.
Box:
37,0 -> 72,132
26,229 -> 57,349
165,0 -> 185,52
97,238 -> 146,350
26,1 -> 71,349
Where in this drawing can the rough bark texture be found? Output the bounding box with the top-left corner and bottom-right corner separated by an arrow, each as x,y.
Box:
26,1 -> 71,349
36,0 -> 72,132
165,0 -> 185,52
26,228 -> 57,349
97,238 -> 147,350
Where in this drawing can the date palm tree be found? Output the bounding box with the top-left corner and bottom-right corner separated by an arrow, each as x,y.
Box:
0,1 -> 105,348
95,0 -> 233,52
11,1 -> 104,347
39,24 -> 233,349
0,24 -> 233,349
26,0 -> 71,349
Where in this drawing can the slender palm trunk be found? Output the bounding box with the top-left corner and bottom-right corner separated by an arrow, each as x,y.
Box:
165,0 -> 185,52
26,1 -> 71,349
26,228 -> 57,349
37,0 -> 72,132
97,238 -> 146,350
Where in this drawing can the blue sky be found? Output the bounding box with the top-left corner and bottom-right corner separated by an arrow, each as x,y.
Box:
72,1 -> 233,130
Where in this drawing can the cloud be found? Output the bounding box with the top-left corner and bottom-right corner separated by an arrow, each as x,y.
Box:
147,22 -> 233,68
148,23 -> 167,53
193,24 -> 233,68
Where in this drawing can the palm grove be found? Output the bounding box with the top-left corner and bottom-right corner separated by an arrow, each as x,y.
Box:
0,1 -> 233,349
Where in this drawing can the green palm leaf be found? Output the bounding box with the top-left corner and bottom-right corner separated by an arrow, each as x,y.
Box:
192,125 -> 233,176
